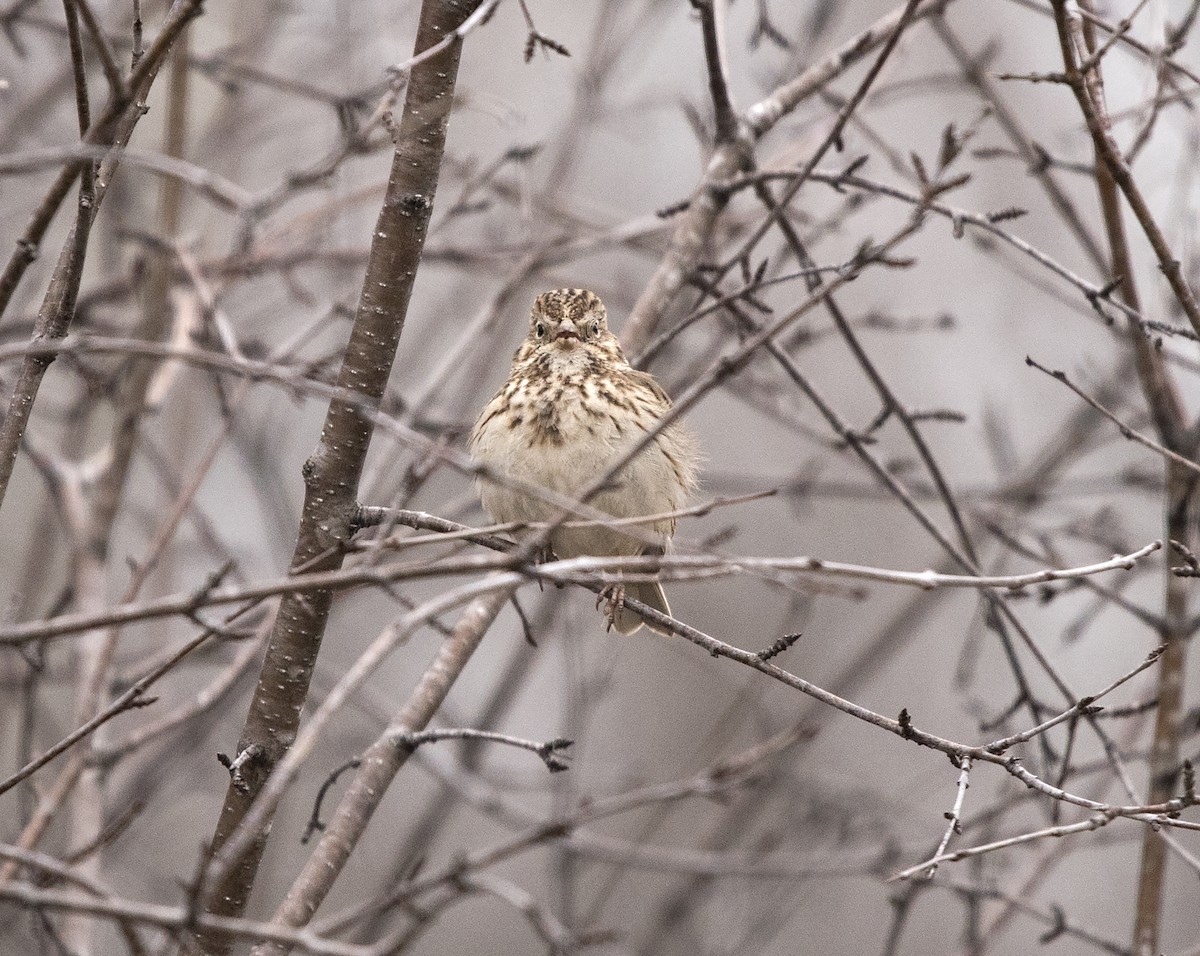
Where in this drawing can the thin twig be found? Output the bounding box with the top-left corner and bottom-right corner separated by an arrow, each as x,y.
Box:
1026,357 -> 1200,478
918,756 -> 971,879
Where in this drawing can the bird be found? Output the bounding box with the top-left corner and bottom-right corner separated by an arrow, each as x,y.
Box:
469,288 -> 699,634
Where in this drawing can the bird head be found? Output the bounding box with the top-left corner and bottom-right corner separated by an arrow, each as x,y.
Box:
527,288 -> 611,351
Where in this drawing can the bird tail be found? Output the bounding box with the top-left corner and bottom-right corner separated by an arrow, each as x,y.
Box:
612,580 -> 671,635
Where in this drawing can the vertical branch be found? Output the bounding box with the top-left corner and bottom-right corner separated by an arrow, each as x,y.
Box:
1133,458 -> 1195,955
93,29 -> 191,541
692,0 -> 738,143
0,3 -> 200,934
62,0 -> 93,140
195,1 -> 482,948
71,0 -> 126,98
44,12 -> 93,948
1048,4 -> 1195,953
58,34 -> 193,956
1049,0 -> 1200,342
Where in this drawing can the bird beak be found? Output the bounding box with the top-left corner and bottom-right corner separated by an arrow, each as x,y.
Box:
554,327 -> 580,342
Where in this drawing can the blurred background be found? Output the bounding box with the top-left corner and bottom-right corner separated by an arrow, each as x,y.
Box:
1,0 -> 1198,953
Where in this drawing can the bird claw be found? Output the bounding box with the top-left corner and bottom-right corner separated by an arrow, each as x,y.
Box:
597,583 -> 626,631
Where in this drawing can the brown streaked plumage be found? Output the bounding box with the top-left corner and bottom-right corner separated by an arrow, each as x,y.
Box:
469,288 -> 699,633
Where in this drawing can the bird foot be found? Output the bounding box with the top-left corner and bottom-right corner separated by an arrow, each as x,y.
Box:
597,583 -> 626,631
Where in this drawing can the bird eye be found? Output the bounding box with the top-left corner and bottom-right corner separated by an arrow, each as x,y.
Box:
535,322 -> 545,338
591,321 -> 600,336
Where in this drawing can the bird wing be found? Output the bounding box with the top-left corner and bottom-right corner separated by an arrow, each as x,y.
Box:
623,367 -> 674,410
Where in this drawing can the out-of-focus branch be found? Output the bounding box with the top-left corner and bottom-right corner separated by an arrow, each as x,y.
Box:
0,0 -> 204,516
67,0 -> 125,98
622,0 -> 954,354
932,16 -> 1109,272
0,0 -> 203,321
0,881 -> 373,956
60,31 -> 194,956
1026,357 -> 1200,478
316,724 -> 818,938
0,844 -> 149,954
1051,0 -> 1200,344
1048,5 -> 1197,954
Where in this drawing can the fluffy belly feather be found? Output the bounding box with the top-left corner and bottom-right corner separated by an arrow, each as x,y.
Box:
472,405 -> 681,559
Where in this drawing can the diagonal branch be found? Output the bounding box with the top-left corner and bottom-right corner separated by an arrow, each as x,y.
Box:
1026,357 -> 1200,478
247,587 -> 512,956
